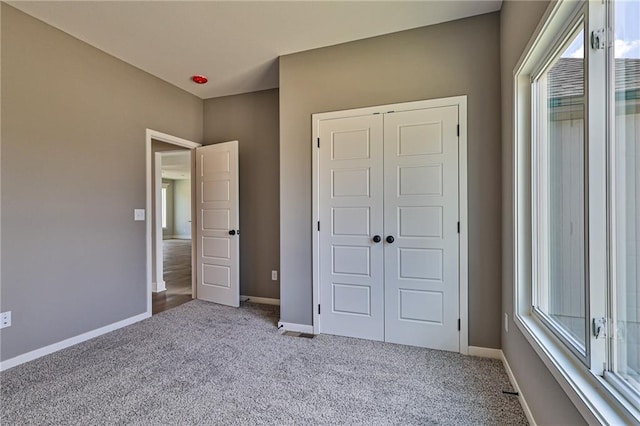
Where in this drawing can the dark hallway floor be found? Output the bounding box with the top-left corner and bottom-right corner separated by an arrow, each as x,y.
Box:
152,239 -> 192,314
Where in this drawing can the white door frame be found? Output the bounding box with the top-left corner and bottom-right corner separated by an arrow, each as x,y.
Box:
311,96 -> 469,354
145,129 -> 201,316
154,151 -> 166,293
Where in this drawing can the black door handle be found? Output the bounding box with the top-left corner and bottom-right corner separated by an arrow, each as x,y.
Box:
372,235 -> 381,243
228,230 -> 236,236
386,236 -> 395,244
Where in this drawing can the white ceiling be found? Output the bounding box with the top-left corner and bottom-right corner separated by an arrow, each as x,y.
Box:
161,151 -> 191,180
8,1 -> 502,100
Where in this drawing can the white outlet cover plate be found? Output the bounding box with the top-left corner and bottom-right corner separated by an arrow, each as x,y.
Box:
0,311 -> 11,329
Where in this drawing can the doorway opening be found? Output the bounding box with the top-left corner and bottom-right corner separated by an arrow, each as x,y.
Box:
145,129 -> 201,316
153,150 -> 193,314
145,129 -> 242,315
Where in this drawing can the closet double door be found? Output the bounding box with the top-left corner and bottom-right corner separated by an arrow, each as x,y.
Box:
318,105 -> 460,351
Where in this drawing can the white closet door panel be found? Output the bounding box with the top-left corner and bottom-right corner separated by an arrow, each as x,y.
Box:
319,115 -> 384,341
383,107 -> 459,351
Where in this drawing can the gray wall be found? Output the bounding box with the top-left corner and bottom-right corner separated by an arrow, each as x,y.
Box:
162,178 -> 175,239
1,4 -> 203,361
173,179 -> 191,239
279,13 -> 503,348
500,1 -> 585,424
203,89 -> 280,300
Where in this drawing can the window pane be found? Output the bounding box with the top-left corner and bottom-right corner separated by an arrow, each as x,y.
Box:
535,27 -> 587,351
162,187 -> 167,229
612,0 -> 640,393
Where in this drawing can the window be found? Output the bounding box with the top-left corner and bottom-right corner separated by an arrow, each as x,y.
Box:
610,0 -> 640,398
532,24 -> 589,359
162,183 -> 169,229
514,0 -> 640,422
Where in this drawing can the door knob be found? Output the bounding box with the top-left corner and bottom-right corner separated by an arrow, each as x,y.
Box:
228,230 -> 236,236
372,235 -> 381,243
386,236 -> 395,244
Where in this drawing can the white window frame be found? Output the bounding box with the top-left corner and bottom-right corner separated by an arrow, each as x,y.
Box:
530,15 -> 590,364
513,0 -> 639,423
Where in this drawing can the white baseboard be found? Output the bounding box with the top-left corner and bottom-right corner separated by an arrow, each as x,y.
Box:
240,295 -> 280,306
152,280 -> 166,293
501,352 -> 537,426
468,346 -> 503,359
277,321 -> 314,334
466,346 -> 535,425
170,235 -> 191,240
0,312 -> 150,372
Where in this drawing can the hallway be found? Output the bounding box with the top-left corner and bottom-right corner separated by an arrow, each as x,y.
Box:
152,239 -> 192,314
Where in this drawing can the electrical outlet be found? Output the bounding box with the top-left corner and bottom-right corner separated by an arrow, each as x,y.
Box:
1,311 -> 12,329
504,313 -> 509,333
271,270 -> 278,281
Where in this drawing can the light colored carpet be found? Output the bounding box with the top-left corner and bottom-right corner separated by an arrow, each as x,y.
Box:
1,301 -> 527,425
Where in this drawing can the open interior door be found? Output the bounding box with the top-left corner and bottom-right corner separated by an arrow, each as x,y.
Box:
195,141 -> 239,307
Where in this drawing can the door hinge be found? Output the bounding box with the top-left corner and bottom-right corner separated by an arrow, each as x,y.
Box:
318,304 -> 321,315
317,138 -> 320,148
317,221 -> 320,231
457,124 -> 460,137
458,318 -> 461,331
457,222 -> 460,233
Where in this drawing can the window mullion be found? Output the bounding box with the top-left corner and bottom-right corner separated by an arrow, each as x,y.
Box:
585,0 -> 608,376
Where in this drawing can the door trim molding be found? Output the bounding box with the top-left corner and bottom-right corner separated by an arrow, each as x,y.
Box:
145,129 -> 200,316
310,96 -> 469,354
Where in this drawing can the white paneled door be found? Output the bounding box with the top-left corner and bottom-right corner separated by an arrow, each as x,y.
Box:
196,141 -> 240,307
317,104 -> 460,351
318,115 -> 385,340
383,107 -> 459,351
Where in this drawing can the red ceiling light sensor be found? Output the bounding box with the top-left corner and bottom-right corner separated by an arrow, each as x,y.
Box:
191,75 -> 208,84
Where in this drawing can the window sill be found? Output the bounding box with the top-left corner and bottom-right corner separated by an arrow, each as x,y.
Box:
514,313 -> 640,424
